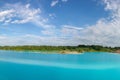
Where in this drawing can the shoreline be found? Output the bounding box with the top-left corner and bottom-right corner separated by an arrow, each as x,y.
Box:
0,45 -> 120,54
0,49 -> 82,54
0,49 -> 120,54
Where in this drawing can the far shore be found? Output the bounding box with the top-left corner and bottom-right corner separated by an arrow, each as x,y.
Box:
0,49 -> 82,54
0,45 -> 120,54
1,49 -> 120,55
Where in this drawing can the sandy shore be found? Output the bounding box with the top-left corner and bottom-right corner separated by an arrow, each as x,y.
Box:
59,50 -> 82,54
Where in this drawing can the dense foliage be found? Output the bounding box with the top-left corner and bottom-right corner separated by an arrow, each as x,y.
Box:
0,45 -> 119,53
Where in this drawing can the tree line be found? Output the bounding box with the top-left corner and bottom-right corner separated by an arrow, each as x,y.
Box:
0,45 -> 119,53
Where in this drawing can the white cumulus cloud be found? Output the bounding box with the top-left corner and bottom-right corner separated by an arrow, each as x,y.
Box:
71,0 -> 120,47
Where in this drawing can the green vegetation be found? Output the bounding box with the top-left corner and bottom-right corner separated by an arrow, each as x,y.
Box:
0,45 -> 119,53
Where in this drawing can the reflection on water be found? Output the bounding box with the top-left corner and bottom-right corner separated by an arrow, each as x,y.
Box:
0,50 -> 120,80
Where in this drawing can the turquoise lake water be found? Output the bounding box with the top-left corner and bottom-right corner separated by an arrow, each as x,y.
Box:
0,51 -> 120,80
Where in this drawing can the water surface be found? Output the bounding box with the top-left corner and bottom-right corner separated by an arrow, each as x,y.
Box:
0,50 -> 120,80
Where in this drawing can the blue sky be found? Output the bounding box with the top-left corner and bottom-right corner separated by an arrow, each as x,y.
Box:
0,0 -> 120,46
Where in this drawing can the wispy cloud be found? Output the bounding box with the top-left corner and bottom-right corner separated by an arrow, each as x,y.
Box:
51,0 -> 59,7
49,0 -> 120,47
0,9 -> 14,22
61,0 -> 68,2
49,13 -> 56,19
50,0 -> 68,7
0,3 -> 53,30
63,25 -> 83,30
1,0 -> 120,46
0,3 -> 42,24
0,34 -> 76,46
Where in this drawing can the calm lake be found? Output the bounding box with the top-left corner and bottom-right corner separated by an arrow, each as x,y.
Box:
0,50 -> 120,80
